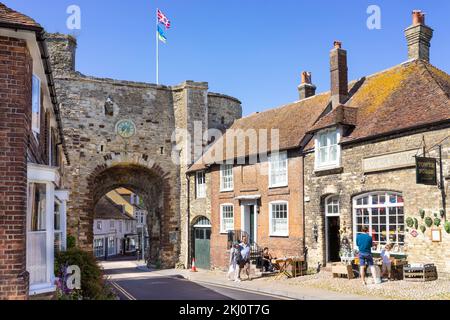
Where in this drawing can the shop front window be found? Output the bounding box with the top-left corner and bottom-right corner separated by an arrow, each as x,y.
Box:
353,192 -> 405,252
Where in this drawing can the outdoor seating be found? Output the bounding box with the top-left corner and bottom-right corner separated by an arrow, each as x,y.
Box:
271,256 -> 306,280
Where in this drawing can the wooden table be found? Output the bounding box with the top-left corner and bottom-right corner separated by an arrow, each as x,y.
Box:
272,257 -> 306,280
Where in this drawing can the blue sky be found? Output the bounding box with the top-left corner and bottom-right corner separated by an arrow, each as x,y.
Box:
5,0 -> 450,115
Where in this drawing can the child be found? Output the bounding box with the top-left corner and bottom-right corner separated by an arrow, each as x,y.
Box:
380,243 -> 393,281
227,242 -> 241,282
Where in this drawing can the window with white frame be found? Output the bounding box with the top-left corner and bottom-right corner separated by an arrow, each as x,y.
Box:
315,129 -> 340,170
196,171 -> 206,198
269,151 -> 288,188
97,221 -> 102,230
270,202 -> 289,236
110,220 -> 114,229
220,164 -> 234,191
54,201 -> 62,253
220,204 -> 234,233
94,238 -> 104,258
119,221 -> 122,233
32,75 -> 41,134
353,192 -> 405,252
325,196 -> 340,216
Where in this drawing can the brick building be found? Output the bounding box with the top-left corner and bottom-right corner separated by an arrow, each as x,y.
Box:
187,10 -> 450,275
0,3 -> 70,299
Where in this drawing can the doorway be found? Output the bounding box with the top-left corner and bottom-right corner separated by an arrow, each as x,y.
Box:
193,217 -> 211,270
327,217 -> 341,262
325,195 -> 341,263
241,202 -> 258,244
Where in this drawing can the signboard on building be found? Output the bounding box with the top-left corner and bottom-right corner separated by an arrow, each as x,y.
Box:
416,157 -> 437,186
363,149 -> 418,173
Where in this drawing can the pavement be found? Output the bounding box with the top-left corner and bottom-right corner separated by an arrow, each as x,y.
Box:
100,259 -> 379,300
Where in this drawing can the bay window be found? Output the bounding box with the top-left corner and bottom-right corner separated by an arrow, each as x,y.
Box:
196,171 -> 206,198
26,164 -> 68,295
315,129 -> 341,170
269,151 -> 288,188
220,164 -> 234,192
220,204 -> 234,233
269,201 -> 289,237
353,192 -> 405,252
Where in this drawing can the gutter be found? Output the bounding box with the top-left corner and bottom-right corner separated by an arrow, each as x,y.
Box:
0,21 -> 70,165
185,172 -> 191,268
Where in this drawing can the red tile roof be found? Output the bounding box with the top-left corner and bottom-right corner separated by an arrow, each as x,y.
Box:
0,2 -> 42,29
189,60 -> 450,172
94,197 -> 134,221
341,60 -> 450,144
188,93 -> 329,172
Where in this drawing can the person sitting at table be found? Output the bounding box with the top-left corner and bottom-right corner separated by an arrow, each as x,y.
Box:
262,247 -> 274,272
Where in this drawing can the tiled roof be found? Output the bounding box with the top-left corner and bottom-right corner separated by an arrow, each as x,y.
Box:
94,197 -> 133,221
0,3 -> 42,29
188,93 -> 330,172
341,60 -> 450,144
307,105 -> 358,133
189,60 -> 450,172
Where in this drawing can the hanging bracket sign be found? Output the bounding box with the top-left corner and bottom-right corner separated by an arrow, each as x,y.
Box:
416,157 -> 437,186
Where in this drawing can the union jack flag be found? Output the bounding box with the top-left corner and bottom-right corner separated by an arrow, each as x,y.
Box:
157,9 -> 171,29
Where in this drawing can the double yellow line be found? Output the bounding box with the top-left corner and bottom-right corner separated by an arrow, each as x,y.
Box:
110,281 -> 137,300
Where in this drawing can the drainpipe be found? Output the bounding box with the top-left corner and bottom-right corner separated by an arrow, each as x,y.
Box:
185,173 -> 191,269
301,153 -> 308,269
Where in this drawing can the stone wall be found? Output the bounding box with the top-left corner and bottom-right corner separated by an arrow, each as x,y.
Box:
304,126 -> 450,275
46,33 -> 242,268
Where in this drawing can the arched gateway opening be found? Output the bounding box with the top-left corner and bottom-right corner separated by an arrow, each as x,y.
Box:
81,163 -> 178,268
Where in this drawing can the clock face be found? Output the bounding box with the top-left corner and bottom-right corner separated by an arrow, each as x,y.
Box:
116,120 -> 136,138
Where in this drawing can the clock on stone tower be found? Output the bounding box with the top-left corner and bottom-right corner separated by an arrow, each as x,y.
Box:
116,119 -> 136,138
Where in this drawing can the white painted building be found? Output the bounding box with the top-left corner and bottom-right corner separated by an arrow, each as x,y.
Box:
93,196 -> 137,259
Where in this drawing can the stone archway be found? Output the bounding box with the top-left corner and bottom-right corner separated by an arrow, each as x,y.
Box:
76,157 -> 180,268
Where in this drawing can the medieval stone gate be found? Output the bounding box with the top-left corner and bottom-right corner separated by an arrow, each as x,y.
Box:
46,33 -> 242,267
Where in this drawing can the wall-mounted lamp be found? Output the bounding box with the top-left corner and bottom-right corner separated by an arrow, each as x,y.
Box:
313,223 -> 319,242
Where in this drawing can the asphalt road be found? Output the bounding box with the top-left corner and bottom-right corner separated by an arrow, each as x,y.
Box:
108,275 -> 285,300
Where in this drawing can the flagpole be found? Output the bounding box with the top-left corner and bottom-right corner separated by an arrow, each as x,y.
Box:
156,8 -> 159,85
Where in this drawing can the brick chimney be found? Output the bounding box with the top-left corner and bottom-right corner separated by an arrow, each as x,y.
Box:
404,10 -> 433,62
298,71 -> 316,100
330,41 -> 348,108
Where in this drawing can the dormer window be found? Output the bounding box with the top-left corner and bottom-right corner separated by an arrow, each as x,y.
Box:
315,128 -> 341,171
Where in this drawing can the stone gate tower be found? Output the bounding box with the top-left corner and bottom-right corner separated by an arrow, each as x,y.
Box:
46,33 -> 242,267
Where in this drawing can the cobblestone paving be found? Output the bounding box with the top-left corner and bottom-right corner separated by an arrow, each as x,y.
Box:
261,272 -> 450,300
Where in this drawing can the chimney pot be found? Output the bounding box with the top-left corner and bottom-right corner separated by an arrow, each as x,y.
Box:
301,71 -> 312,84
412,10 -> 425,26
334,41 -> 342,49
298,71 -> 316,100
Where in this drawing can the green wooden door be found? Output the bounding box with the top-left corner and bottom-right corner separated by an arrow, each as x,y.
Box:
194,228 -> 211,269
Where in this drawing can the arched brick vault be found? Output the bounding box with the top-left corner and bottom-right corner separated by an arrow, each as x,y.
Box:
82,162 -> 179,268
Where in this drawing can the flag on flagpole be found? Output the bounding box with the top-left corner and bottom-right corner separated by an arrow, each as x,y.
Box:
157,25 -> 167,43
157,9 -> 171,29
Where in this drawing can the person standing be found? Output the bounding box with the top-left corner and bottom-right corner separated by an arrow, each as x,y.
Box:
239,235 -> 251,281
227,242 -> 241,282
356,226 -> 377,285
